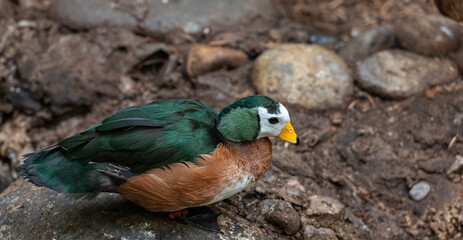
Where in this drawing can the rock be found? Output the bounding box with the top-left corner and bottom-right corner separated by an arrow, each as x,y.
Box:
0,179 -> 263,239
306,195 -> 345,226
16,29 -> 141,115
0,0 -> 14,19
51,0 -> 143,30
418,157 -> 451,174
252,44 -> 353,109
0,161 -> 12,193
303,225 -> 338,240
186,45 -> 247,77
329,112 -> 343,125
284,30 -> 310,43
309,34 -> 338,45
356,50 -> 458,99
395,15 -> 461,56
450,47 -> 463,74
340,26 -> 396,69
434,0 -> 463,21
6,87 -> 42,112
52,0 -> 276,34
446,155 -> 463,182
259,199 -> 301,235
408,181 -> 431,201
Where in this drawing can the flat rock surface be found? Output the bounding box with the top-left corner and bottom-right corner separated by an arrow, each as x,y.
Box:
356,49 -> 458,99
52,0 -> 276,34
252,44 -> 353,110
0,179 -> 262,240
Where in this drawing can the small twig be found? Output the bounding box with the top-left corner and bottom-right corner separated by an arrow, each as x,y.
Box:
366,95 -> 375,107
348,99 -> 358,110
448,133 -> 459,150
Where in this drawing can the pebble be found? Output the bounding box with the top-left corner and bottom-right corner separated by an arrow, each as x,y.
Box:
303,225 -> 338,240
395,15 -> 461,56
186,45 -> 247,77
309,34 -> 338,45
52,0 -> 276,34
7,88 -> 42,111
446,155 -> 463,182
434,0 -> 463,21
259,199 -> 301,235
284,30 -> 310,43
329,112 -> 344,125
356,50 -> 458,99
409,181 -> 431,201
306,195 -> 345,217
252,44 -> 353,110
339,26 -> 396,69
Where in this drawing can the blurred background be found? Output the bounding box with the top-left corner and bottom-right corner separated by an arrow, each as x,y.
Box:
0,0 -> 463,239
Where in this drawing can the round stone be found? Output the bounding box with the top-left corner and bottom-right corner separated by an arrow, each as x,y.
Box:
409,181 -> 431,201
303,225 -> 338,240
395,15 -> 461,56
339,26 -> 396,69
356,49 -> 458,99
252,44 -> 353,110
259,199 -> 301,235
186,45 -> 247,77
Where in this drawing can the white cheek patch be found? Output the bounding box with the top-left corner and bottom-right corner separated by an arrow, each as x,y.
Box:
256,103 -> 290,139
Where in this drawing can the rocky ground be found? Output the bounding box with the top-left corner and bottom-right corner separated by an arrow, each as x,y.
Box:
1,0 -> 463,239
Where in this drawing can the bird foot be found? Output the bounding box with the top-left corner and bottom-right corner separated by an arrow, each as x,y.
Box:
169,207 -> 223,233
168,209 -> 188,219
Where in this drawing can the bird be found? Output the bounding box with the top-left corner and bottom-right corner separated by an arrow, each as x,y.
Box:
19,95 -> 299,231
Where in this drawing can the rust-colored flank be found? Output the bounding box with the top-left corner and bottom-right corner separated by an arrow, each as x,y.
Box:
116,138 -> 273,212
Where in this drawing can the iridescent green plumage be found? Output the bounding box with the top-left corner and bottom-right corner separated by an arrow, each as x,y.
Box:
20,95 -> 280,194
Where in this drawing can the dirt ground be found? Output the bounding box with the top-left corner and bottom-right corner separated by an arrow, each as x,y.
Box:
1,0 -> 463,239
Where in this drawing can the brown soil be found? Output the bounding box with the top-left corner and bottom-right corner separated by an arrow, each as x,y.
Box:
1,0 -> 463,239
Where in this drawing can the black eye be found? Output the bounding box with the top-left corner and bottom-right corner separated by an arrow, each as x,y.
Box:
268,117 -> 279,124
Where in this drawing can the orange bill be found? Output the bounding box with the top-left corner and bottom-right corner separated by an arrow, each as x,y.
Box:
277,123 -> 299,144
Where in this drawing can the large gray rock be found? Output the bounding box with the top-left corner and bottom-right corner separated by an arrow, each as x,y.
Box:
52,0 -> 276,34
252,44 -> 353,110
15,28 -> 146,115
0,179 -> 263,239
356,50 -> 458,99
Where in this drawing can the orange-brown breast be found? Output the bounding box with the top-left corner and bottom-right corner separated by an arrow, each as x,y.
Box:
116,138 -> 273,212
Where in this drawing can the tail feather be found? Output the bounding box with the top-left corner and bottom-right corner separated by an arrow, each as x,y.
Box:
20,147 -> 121,193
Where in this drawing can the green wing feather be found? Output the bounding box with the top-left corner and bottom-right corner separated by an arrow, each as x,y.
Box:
63,99 -> 223,172
20,99 -> 224,193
